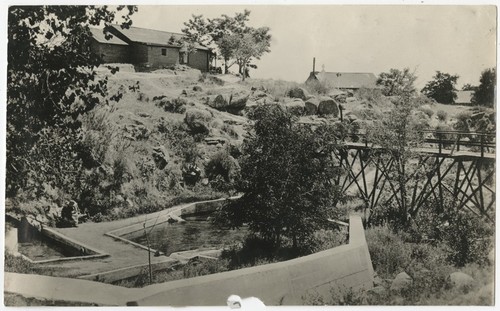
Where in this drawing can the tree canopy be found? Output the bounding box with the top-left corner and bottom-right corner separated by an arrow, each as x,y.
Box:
182,10 -> 271,76
421,71 -> 459,104
216,104 -> 342,248
472,68 -> 496,107
7,6 -> 136,198
376,68 -> 417,97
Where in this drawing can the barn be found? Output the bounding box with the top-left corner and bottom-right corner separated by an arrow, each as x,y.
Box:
90,25 -> 212,72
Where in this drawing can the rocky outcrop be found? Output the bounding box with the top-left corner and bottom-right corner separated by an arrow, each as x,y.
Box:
286,87 -> 309,100
317,96 -> 339,117
206,92 -> 249,115
284,99 -> 305,116
152,145 -> 169,170
447,272 -> 475,291
304,97 -> 319,115
184,109 -> 212,135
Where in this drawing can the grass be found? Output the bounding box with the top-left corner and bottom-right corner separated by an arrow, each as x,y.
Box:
304,225 -> 494,306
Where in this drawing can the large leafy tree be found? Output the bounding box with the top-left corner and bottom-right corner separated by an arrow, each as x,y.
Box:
217,104 -> 342,249
182,10 -> 271,76
7,6 -> 136,198
472,68 -> 496,107
376,68 -> 417,97
421,71 -> 459,104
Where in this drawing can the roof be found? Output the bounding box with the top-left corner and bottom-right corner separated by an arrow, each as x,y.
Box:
106,24 -> 209,51
455,90 -> 474,104
312,71 -> 378,89
89,27 -> 128,46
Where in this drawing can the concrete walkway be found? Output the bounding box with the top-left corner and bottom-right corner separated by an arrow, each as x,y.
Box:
33,198 -> 234,278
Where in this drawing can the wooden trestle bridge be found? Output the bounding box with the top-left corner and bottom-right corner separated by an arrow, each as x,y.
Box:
333,130 -> 496,222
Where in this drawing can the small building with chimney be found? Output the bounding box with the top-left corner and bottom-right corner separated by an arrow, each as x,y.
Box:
305,58 -> 378,91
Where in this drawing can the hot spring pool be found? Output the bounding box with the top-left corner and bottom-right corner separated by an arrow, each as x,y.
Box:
122,220 -> 248,256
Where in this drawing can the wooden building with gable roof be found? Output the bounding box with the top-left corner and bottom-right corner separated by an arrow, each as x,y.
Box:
90,25 -> 212,71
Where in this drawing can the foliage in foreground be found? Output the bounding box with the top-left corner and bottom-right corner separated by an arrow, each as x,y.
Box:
304,224 -> 494,306
216,104 -> 343,248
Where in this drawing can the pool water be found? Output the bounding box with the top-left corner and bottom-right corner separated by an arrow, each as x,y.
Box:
124,220 -> 248,256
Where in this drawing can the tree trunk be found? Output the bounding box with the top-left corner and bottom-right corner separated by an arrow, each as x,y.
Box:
224,57 -> 229,74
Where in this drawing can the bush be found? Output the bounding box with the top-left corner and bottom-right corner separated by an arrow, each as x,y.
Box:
365,226 -> 413,278
184,108 -> 212,135
205,151 -> 240,192
436,110 -> 448,121
418,106 -> 434,118
155,97 -> 187,114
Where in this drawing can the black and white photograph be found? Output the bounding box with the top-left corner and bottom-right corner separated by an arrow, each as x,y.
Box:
2,2 -> 497,307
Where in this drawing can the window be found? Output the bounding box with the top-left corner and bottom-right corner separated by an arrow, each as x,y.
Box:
161,48 -> 167,56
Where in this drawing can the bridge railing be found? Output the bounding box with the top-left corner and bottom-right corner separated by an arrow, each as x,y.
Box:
344,130 -> 495,157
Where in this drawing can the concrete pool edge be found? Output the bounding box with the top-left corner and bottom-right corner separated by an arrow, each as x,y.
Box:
6,213 -> 110,264
104,196 -> 240,255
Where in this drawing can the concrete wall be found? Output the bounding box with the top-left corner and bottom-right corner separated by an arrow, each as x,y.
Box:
131,215 -> 374,306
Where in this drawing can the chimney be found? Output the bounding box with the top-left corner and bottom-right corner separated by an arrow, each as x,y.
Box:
313,57 -> 316,73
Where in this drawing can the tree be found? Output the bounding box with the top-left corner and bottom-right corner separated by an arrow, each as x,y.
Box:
462,83 -> 477,91
376,68 -> 417,96
367,92 -> 430,226
421,71 -> 459,104
7,6 -> 136,198
472,68 -> 496,107
220,28 -> 271,81
182,10 -> 271,76
217,104 -> 342,249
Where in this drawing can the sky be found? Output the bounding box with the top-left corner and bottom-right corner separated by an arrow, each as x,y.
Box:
130,5 -> 497,89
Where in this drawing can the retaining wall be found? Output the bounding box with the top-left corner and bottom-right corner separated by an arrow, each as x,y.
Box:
131,215 -> 374,306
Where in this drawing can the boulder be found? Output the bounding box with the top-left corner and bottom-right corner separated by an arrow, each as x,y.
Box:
345,111 -> 358,123
192,85 -> 203,92
448,272 -> 475,291
286,87 -> 309,100
253,90 -> 268,99
317,96 -> 339,117
184,109 -> 212,135
207,94 -> 230,110
304,98 -> 319,115
390,272 -> 413,292
284,99 -> 305,116
152,145 -> 169,170
228,94 -> 249,113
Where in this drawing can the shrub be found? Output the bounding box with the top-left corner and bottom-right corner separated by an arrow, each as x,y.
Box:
365,226 -> 413,278
436,110 -> 448,121
184,109 -> 212,135
418,106 -> 434,118
155,97 -> 187,114
182,258 -> 230,278
205,151 -> 240,192
221,123 -> 239,139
